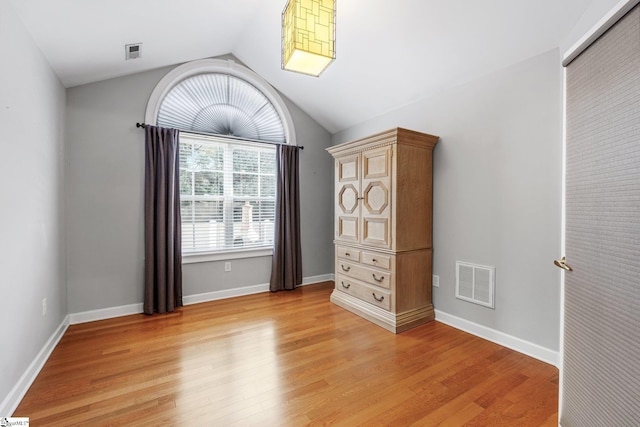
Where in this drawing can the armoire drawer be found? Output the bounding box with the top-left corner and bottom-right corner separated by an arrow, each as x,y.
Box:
336,275 -> 392,311
336,260 -> 393,290
361,251 -> 392,270
337,246 -> 361,262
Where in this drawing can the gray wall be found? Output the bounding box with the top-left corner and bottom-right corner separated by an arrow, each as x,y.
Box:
66,60 -> 334,313
0,0 -> 67,408
333,49 -> 563,351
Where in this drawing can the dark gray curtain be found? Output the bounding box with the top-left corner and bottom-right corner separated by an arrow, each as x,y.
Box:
144,125 -> 183,314
270,144 -> 302,291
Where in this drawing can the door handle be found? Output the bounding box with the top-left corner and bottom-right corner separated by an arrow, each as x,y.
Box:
554,256 -> 573,272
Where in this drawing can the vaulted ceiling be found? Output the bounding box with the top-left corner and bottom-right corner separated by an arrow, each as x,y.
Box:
10,0 -> 593,133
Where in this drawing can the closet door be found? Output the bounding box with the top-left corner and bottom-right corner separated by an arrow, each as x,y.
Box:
561,5 -> 640,425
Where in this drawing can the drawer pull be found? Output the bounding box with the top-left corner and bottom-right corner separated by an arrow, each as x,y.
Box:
372,258 -> 377,263
372,273 -> 385,283
372,293 -> 385,302
341,265 -> 351,272
341,281 -> 351,289
345,252 -> 351,256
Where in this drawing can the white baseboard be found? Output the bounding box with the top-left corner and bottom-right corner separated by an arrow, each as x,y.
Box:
69,274 -> 336,324
0,315 -> 70,416
184,274 -> 335,306
183,283 -> 270,305
435,309 -> 559,367
69,303 -> 144,325
301,273 -> 334,285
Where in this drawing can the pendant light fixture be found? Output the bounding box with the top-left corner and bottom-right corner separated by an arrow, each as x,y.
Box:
282,0 -> 336,77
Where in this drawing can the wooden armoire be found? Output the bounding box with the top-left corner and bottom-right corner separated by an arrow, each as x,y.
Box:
327,128 -> 439,333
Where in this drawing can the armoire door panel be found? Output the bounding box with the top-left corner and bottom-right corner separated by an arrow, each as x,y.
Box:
338,184 -> 358,214
335,153 -> 361,242
363,149 -> 389,179
338,216 -> 359,241
337,154 -> 359,182
361,147 -> 391,247
362,218 -> 389,246
363,181 -> 389,215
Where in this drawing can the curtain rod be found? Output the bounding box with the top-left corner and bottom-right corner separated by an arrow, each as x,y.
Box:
136,123 -> 303,150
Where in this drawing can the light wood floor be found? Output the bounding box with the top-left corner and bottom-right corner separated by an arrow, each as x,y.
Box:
16,282 -> 558,426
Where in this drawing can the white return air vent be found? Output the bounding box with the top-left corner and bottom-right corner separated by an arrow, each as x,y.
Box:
125,43 -> 142,60
456,261 -> 495,308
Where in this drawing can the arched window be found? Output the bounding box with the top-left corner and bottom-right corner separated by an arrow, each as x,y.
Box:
157,73 -> 286,142
145,59 -> 296,261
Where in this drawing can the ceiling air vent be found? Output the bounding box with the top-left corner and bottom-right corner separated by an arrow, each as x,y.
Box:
125,43 -> 142,60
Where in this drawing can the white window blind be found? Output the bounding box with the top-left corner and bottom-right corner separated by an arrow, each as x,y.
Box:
179,132 -> 276,254
157,73 -> 286,143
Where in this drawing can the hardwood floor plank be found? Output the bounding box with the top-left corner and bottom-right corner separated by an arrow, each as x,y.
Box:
425,401 -> 485,426
15,282 -> 558,426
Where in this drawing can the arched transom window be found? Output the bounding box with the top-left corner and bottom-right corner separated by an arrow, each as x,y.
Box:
156,73 -> 286,143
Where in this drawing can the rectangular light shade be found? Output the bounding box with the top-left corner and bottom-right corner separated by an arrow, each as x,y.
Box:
282,0 -> 336,77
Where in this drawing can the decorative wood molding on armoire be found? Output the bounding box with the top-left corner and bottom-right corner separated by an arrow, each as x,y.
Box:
327,128 -> 439,333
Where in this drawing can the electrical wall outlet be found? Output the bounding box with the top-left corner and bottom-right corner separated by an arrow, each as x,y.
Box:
42,298 -> 47,316
432,275 -> 440,288
224,262 -> 231,272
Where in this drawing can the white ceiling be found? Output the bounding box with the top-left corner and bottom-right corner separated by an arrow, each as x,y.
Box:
10,0 -> 592,133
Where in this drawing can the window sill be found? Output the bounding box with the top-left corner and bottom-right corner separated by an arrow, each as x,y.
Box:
182,247 -> 273,264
